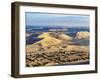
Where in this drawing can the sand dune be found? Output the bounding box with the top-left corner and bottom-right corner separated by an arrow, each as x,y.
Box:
36,32 -> 72,46
35,36 -> 61,46
38,32 -> 52,38
75,31 -> 89,39
26,31 -> 90,67
58,33 -> 72,40
26,32 -> 89,53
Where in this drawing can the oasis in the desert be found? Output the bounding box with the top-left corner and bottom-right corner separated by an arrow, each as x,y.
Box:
25,12 -> 90,67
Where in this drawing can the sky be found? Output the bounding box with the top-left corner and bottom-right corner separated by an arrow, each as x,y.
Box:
25,12 -> 90,28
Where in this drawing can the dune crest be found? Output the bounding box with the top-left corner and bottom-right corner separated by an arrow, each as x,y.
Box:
36,32 -> 72,46
59,33 -> 72,40
75,31 -> 89,39
35,36 -> 61,46
38,32 -> 52,39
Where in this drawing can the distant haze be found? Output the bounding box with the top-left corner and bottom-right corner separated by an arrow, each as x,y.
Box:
25,12 -> 90,28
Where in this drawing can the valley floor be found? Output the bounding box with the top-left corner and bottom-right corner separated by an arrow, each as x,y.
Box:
26,44 -> 89,67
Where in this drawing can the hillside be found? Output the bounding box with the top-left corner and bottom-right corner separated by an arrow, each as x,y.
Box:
58,33 -> 72,40
75,31 -> 89,39
26,31 -> 89,67
36,36 -> 62,46
36,32 -> 72,46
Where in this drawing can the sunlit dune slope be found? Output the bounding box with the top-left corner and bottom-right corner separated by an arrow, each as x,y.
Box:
59,33 -> 72,40
37,32 -> 73,46
36,32 -> 62,46
36,36 -> 61,46
26,32 -> 89,53
75,31 -> 89,39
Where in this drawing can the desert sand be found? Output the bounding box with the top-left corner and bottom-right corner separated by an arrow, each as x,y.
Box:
26,31 -> 89,67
